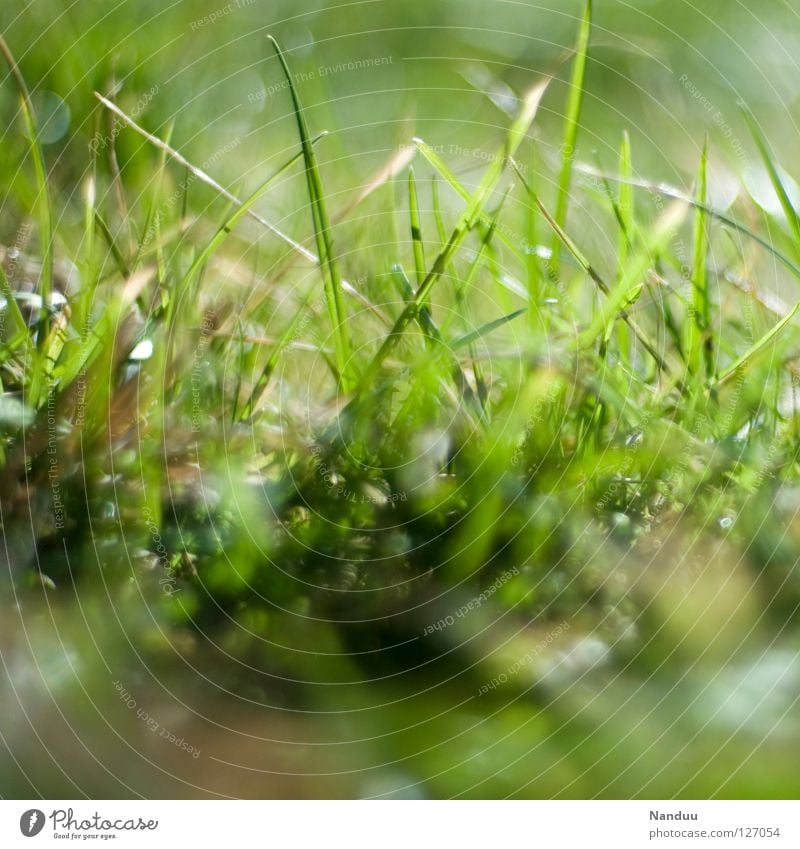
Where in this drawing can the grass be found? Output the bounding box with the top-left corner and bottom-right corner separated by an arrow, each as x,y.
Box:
2,6 -> 800,800
550,0 -> 591,276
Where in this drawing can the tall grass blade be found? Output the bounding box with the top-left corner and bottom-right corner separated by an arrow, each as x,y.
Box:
415,138 -> 528,263
243,287 -> 319,419
688,139 -> 712,378
0,35 -> 53,349
617,131 -> 634,364
450,308 -> 526,351
575,163 -> 800,284
0,264 -> 29,342
175,141 -> 322,313
94,210 -> 131,277
94,93 -> 387,327
268,35 -> 351,387
408,168 -> 427,290
618,130 -> 634,267
715,300 -> 800,388
551,0 -> 592,274
743,106 -> 800,255
512,158 -> 669,373
580,201 -> 688,349
357,76 -> 552,389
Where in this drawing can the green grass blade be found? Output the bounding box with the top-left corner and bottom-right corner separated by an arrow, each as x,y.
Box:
524,147 -> 541,313
133,120 -> 175,276
82,173 -> 96,281
0,264 -> 30,341
715,299 -> 800,388
431,176 -> 448,244
243,287 -> 319,419
0,35 -> 53,349
580,200 -> 688,350
618,131 -> 633,266
94,92 -> 393,330
512,157 -> 669,373
688,139 -> 712,378
415,137 -> 540,266
391,264 -> 438,342
94,210 -> 131,278
356,76 -> 551,390
73,174 -> 102,338
577,162 -> 800,285
616,131 -> 634,364
268,35 -> 351,387
450,308 -> 526,352
743,106 -> 800,254
551,0 -> 592,274
408,168 -> 427,290
176,139 -> 322,309
390,264 -> 483,423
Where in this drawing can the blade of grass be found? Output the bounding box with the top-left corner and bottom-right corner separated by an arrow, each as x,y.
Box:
268,35 -> 351,388
430,175 -> 463,316
551,0 -> 592,274
408,168 -> 427,290
416,138 -> 530,263
432,176 -> 503,403
104,85 -> 133,255
524,147 -> 542,316
391,263 -> 437,342
450,308 -> 527,352
93,92 -> 389,328
573,161 -> 800,284
580,200 -> 688,350
715,301 -> 800,388
511,158 -> 670,374
132,120 -> 175,275
72,174 -> 102,338
418,146 -> 538,350
82,174 -> 96,282
390,264 -> 484,422
94,210 -> 131,278
616,131 -> 634,365
243,285 -> 320,419
0,264 -> 30,341
356,76 -> 552,392
688,139 -> 712,379
618,131 -> 634,264
416,74 -> 551,303
0,35 -> 53,348
174,138 -> 323,315
742,106 -> 800,257
431,176 -> 448,244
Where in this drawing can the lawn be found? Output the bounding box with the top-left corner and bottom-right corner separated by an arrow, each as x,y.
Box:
2,0 -> 800,799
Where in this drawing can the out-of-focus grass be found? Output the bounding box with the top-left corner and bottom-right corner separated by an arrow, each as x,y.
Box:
2,0 -> 800,799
